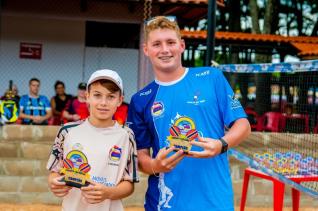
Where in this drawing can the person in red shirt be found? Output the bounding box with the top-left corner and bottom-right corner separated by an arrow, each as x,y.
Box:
113,102 -> 129,125
62,82 -> 89,122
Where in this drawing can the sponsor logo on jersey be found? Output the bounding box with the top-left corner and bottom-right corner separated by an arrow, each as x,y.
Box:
27,106 -> 45,110
109,145 -> 122,162
228,94 -> 242,109
140,89 -> 152,96
186,91 -> 206,105
151,101 -> 164,117
195,70 -> 210,77
92,175 -> 115,187
72,143 -> 84,151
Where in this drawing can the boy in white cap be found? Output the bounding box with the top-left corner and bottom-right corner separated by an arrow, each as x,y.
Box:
47,69 -> 138,211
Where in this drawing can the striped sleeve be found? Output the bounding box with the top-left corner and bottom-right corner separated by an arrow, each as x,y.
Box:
46,122 -> 81,172
122,126 -> 139,183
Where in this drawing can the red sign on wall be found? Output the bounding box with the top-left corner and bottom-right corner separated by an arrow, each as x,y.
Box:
19,42 -> 42,59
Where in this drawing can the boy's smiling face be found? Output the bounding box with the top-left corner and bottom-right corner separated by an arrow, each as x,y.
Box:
86,82 -> 123,126
143,28 -> 185,74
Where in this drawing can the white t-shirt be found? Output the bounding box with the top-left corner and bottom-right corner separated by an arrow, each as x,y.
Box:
47,120 -> 139,211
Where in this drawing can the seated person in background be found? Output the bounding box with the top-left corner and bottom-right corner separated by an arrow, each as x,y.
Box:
50,81 -> 72,125
62,82 -> 89,122
113,101 -> 129,125
11,84 -> 20,104
19,78 -> 52,125
284,104 -> 294,116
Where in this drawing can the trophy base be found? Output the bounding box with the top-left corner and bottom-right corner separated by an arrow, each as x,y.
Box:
65,180 -> 90,188
173,149 -> 189,154
64,170 -> 90,188
169,138 -> 192,153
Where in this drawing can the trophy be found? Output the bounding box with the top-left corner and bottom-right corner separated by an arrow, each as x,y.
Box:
60,150 -> 91,188
167,117 -> 198,153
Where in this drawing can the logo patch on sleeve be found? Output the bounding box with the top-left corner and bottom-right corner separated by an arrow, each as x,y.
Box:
151,101 -> 164,117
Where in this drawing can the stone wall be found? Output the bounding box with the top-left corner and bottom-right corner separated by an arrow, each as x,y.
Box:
0,125 -> 317,208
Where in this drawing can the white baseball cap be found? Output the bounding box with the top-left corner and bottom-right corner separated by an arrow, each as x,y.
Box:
87,69 -> 123,93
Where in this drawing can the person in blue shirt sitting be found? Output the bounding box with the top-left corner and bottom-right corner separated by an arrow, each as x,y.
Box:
19,78 -> 52,125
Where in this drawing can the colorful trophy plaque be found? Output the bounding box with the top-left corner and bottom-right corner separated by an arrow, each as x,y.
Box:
60,150 -> 91,188
167,117 -> 198,153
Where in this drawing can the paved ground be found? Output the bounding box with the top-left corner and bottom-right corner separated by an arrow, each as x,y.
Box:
0,204 -> 317,211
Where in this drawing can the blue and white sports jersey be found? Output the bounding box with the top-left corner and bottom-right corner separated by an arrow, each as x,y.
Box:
128,67 -> 247,211
20,94 -> 51,124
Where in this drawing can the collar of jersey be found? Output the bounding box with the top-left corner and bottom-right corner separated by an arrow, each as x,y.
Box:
155,68 -> 189,86
86,119 -> 119,131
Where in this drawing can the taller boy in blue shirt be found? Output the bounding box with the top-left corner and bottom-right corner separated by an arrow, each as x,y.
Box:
128,16 -> 251,211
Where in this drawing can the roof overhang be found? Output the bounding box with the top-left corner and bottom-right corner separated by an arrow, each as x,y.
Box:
181,30 -> 318,56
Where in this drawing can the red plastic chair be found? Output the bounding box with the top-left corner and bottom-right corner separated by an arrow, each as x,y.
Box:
302,114 -> 309,133
241,168 -> 318,211
313,118 -> 318,133
314,124 -> 318,133
283,114 -> 309,133
257,112 -> 285,132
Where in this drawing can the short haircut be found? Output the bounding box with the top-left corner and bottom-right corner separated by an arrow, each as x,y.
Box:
144,16 -> 181,42
88,79 -> 122,95
29,78 -> 40,85
54,80 -> 65,89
